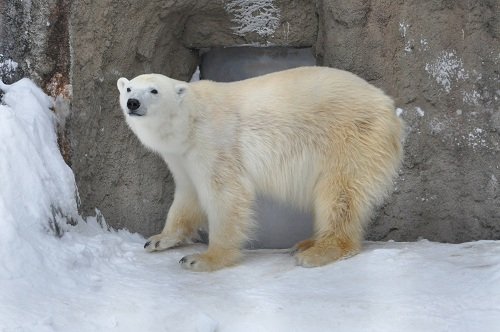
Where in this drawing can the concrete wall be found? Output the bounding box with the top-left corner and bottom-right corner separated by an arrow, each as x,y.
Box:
1,0 -> 498,244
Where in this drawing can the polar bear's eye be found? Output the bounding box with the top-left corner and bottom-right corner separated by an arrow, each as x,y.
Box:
126,88 -> 131,92
151,89 -> 158,94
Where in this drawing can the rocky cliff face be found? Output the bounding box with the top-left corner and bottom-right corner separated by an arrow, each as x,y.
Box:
316,0 -> 499,241
1,0 -> 498,242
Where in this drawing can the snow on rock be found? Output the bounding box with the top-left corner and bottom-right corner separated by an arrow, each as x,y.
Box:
0,78 -> 82,277
0,57 -> 18,79
396,107 -> 404,117
1,79 -> 500,332
425,50 -> 469,93
462,89 -> 481,106
399,21 -> 410,39
225,0 -> 281,37
465,127 -> 488,150
189,66 -> 201,82
415,106 -> 425,117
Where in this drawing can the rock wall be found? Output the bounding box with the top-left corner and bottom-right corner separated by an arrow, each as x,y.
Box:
1,0 -> 498,242
316,0 -> 499,241
0,0 -> 70,88
0,0 -> 72,163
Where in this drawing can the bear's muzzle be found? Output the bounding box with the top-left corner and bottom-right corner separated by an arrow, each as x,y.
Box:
127,98 -> 142,116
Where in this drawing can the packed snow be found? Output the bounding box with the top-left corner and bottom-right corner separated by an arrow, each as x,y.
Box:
1,78 -> 500,332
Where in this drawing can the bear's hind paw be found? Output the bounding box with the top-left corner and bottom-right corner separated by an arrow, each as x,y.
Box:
294,245 -> 359,268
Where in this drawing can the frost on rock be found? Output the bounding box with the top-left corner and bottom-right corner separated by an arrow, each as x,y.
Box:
462,90 -> 481,106
415,106 -> 425,117
398,20 -> 428,54
419,38 -> 429,51
398,21 -> 412,53
424,51 -> 486,106
429,118 -> 446,135
399,21 -> 410,39
425,50 -> 469,93
225,0 -> 281,37
465,128 -> 488,150
0,56 -> 18,79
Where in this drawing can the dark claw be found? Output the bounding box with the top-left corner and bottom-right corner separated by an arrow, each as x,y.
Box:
144,241 -> 151,249
179,257 -> 187,264
155,241 -> 160,249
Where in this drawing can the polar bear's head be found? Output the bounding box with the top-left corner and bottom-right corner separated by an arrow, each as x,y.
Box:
117,74 -> 188,120
117,74 -> 191,153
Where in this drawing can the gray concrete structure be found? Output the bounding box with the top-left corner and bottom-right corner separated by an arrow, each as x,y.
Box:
201,46 -> 316,82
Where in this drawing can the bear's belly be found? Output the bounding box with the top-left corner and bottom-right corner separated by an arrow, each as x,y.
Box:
242,146 -> 319,210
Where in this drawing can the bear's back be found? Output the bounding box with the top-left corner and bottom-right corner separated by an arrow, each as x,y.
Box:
196,67 -> 402,205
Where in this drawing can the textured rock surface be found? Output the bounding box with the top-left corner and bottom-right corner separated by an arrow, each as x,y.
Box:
0,0 -> 70,87
316,0 -> 500,241
1,0 -> 498,243
0,0 -> 72,162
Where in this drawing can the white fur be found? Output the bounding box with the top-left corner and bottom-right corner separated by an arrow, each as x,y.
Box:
117,67 -> 404,271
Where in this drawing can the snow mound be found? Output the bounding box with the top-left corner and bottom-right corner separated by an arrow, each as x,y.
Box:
0,79 -> 499,332
0,78 -> 82,278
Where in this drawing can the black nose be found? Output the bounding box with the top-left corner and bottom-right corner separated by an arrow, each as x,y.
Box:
127,98 -> 140,111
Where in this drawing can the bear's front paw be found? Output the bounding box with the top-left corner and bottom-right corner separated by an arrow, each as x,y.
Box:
179,249 -> 240,272
144,234 -> 180,252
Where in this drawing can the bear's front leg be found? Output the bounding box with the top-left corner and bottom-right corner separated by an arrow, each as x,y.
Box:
179,181 -> 254,272
144,190 -> 205,252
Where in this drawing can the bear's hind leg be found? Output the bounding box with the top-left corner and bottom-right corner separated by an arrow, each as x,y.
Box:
293,238 -> 316,253
295,175 -> 364,267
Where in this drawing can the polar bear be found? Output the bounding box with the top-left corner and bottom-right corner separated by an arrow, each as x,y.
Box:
117,66 -> 404,272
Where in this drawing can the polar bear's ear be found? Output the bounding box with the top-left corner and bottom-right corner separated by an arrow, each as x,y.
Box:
174,83 -> 188,101
117,78 -> 129,92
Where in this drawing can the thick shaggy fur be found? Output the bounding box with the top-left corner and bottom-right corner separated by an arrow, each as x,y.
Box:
117,67 -> 404,271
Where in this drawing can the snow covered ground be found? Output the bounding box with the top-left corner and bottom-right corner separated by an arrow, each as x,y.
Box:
1,78 -> 500,332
